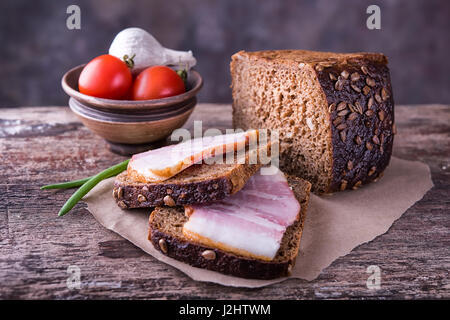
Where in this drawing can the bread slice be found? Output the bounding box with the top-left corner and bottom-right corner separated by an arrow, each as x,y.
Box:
231,50 -> 395,193
113,162 -> 261,209
113,142 -> 274,209
148,176 -> 311,280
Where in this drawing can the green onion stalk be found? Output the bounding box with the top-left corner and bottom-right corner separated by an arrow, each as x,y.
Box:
41,159 -> 129,217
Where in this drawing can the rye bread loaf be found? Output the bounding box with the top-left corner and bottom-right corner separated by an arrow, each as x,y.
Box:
148,176 -> 311,280
231,50 -> 395,193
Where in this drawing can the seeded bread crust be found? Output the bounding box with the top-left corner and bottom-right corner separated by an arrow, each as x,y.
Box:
316,58 -> 394,191
231,50 -> 395,193
148,176 -> 311,280
113,162 -> 262,209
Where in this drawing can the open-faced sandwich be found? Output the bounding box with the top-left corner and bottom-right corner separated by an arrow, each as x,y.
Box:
113,129 -> 311,279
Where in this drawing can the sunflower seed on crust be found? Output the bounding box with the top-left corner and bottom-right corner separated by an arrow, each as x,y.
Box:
337,101 -> 347,111
117,200 -> 128,209
381,87 -> 389,101
366,77 -> 376,87
328,103 -> 336,113
351,72 -> 360,82
340,130 -> 346,142
367,97 -> 374,109
341,70 -> 349,79
352,180 -> 362,190
361,66 -> 369,74
117,187 -> 123,199
354,101 -> 363,114
362,86 -> 371,95
201,250 -> 216,260
335,79 -> 345,91
351,84 -> 361,93
365,109 -> 374,117
375,93 -> 382,103
158,239 -> 168,254
333,116 -> 344,126
163,195 -> 176,207
348,112 -> 358,121
337,109 -> 349,117
372,135 -> 380,145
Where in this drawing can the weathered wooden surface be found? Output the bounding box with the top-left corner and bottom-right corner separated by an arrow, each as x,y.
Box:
0,104 -> 449,299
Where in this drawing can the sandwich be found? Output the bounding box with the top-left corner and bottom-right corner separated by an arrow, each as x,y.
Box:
114,129 -> 268,209
149,168 -> 310,279
114,129 -> 311,279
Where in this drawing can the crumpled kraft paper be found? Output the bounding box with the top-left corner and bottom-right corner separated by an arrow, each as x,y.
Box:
83,157 -> 433,288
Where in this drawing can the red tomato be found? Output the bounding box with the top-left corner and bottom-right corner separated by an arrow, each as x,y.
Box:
78,54 -> 132,99
132,66 -> 185,100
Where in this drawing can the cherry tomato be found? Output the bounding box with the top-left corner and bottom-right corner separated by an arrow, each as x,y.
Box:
132,66 -> 185,100
78,54 -> 132,100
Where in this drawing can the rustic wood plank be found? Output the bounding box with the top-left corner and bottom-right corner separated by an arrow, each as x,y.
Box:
0,104 -> 449,299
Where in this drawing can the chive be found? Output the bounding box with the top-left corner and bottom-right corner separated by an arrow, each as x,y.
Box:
40,167 -> 121,190
41,177 -> 92,190
57,159 -> 130,217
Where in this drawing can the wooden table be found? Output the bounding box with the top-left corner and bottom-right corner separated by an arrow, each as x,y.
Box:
0,104 -> 449,299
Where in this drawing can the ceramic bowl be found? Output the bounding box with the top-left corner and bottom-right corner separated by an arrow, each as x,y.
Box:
61,64 -> 202,154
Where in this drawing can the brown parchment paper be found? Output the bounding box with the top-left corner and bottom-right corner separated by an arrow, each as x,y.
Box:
83,157 -> 433,288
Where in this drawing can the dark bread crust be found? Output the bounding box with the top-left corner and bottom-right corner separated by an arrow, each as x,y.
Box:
148,176 -> 311,280
315,57 -> 395,192
113,162 -> 262,209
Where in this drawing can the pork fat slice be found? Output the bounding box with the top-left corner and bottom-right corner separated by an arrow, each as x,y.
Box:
127,130 -> 258,183
183,167 -> 300,261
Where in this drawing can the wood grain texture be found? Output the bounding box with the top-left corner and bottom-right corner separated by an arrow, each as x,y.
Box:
0,104 -> 449,299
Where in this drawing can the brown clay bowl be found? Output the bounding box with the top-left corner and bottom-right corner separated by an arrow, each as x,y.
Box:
61,64 -> 203,155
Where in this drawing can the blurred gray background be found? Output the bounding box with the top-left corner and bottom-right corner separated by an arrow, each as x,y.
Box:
0,0 -> 449,107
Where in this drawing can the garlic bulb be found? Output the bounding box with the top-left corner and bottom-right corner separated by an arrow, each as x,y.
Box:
109,27 -> 197,74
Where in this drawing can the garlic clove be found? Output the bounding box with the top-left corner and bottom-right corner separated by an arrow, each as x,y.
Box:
163,48 -> 197,69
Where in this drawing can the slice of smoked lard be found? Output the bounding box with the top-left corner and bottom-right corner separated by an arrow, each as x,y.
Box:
127,130 -> 258,183
182,167 -> 300,261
